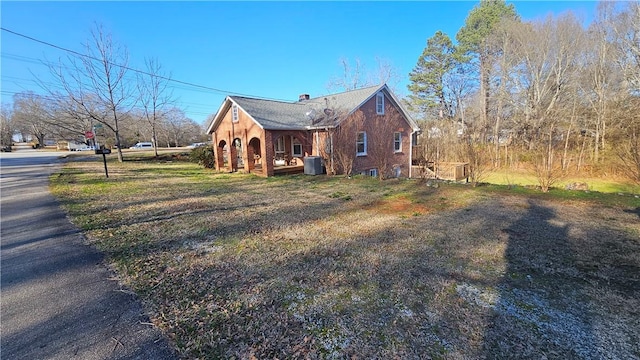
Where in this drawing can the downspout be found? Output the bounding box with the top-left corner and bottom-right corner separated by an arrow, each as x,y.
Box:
328,128 -> 334,175
409,129 -> 416,178
228,130 -> 232,172
230,110 -> 235,172
244,128 -> 248,172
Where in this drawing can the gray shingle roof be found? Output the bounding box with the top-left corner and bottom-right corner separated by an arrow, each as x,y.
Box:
207,84 -> 419,133
229,85 -> 383,130
228,97 -> 310,130
304,85 -> 383,116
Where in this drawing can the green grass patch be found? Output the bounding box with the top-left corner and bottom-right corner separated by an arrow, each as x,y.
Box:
485,168 -> 640,194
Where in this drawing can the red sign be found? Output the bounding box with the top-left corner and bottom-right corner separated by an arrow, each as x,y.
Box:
85,131 -> 94,139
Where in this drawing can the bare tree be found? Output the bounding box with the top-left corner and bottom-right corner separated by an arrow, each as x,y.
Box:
48,94 -> 93,141
531,123 -> 565,192
613,95 -> 640,184
370,56 -> 402,93
161,108 -> 202,147
137,57 -> 175,157
508,14 -> 583,147
322,109 -> 364,176
11,92 -> 54,147
49,23 -> 135,161
458,128 -> 490,187
611,3 -> 640,185
616,128 -> 640,185
0,104 -> 14,147
613,2 -> 640,94
328,57 -> 402,92
328,57 -> 366,92
580,3 -> 624,163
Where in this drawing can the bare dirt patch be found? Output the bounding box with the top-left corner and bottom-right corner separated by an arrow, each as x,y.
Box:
366,195 -> 430,216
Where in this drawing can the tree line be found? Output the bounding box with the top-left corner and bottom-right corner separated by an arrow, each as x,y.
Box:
0,24 -> 206,161
407,1 -> 640,188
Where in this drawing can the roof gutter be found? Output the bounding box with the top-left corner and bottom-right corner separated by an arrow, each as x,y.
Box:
306,125 -> 336,131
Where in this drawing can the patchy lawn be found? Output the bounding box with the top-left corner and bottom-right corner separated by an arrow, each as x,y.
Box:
484,167 -> 639,194
50,158 -> 640,359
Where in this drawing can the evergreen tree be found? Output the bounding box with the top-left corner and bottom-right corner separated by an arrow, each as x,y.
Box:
408,31 -> 457,119
456,0 -> 519,134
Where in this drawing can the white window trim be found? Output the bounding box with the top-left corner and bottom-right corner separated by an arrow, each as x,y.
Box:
369,168 -> 378,178
232,104 -> 239,123
291,137 -> 302,157
356,131 -> 367,156
394,132 -> 402,153
376,92 -> 385,115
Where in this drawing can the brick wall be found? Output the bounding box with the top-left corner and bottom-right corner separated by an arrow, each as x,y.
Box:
348,92 -> 413,177
212,100 -> 267,175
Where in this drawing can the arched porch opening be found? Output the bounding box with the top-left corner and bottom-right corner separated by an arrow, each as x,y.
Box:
231,138 -> 243,171
248,137 -> 261,173
216,140 -> 229,171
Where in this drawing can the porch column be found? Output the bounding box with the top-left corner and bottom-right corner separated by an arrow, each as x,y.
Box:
246,145 -> 255,172
230,145 -> 238,172
264,131 -> 275,176
212,132 -> 222,171
242,129 -> 250,173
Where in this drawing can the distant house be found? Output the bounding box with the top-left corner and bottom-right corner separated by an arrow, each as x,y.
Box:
206,84 -> 420,178
57,140 -> 86,151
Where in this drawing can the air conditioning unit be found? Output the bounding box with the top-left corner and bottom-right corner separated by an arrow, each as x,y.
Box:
304,156 -> 323,175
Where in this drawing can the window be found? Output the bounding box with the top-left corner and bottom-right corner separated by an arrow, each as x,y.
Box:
369,168 -> 378,178
356,131 -> 367,156
275,136 -> 285,160
376,92 -> 384,115
394,132 -> 402,152
232,104 -> 238,122
292,137 -> 302,157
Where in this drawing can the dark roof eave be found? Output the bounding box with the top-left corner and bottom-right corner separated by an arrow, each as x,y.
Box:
263,126 -> 311,131
306,123 -> 337,130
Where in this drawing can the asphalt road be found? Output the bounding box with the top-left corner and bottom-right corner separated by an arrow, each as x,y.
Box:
1,149 -> 177,359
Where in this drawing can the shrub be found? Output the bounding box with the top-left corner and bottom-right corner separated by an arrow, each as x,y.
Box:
189,146 -> 215,169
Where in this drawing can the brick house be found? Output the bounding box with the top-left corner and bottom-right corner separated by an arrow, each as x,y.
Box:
206,84 -> 420,177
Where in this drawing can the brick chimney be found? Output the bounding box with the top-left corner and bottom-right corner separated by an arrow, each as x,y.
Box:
299,94 -> 310,102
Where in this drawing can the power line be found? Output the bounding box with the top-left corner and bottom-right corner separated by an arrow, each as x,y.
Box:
0,90 -> 213,118
2,53 -> 226,115
1,27 -> 291,102
2,73 -> 219,111
2,52 -> 219,103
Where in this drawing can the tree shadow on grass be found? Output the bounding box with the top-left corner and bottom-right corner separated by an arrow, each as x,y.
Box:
52,170 -> 640,358
220,195 -> 640,359
482,199 -> 640,359
623,206 -> 640,218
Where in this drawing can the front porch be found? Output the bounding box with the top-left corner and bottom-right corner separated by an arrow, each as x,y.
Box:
214,130 -> 312,177
247,161 -> 305,176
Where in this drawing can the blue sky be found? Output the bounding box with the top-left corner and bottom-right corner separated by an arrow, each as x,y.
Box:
1,1 -> 596,125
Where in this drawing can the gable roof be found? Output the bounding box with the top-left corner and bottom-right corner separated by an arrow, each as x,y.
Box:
206,84 -> 419,133
229,96 -> 310,130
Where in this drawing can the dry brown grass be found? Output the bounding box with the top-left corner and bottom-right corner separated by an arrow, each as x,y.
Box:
50,159 -> 640,359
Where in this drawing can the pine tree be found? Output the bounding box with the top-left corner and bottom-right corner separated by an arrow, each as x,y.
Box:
456,0 -> 519,137
408,31 -> 457,119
